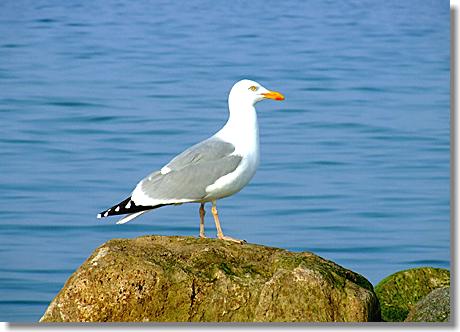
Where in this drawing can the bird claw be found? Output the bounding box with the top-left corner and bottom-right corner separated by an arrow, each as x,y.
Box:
218,235 -> 246,244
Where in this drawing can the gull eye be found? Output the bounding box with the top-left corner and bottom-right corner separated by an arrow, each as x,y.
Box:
248,86 -> 258,91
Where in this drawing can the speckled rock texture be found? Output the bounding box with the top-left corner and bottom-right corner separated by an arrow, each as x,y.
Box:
374,267 -> 450,322
40,235 -> 380,322
405,287 -> 450,322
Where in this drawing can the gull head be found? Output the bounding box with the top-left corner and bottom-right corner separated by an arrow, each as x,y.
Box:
229,79 -> 285,106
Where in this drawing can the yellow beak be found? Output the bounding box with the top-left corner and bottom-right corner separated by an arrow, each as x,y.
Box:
262,91 -> 285,101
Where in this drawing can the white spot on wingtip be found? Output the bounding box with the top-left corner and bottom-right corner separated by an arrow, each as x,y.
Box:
104,211 -> 109,217
97,213 -> 102,219
160,166 -> 171,175
115,206 -> 120,212
126,201 -> 131,209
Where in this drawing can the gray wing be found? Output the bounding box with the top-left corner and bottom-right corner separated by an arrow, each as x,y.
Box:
133,137 -> 242,202
166,137 -> 236,171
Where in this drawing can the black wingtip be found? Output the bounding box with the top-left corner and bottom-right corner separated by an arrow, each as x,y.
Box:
97,197 -> 170,219
98,197 -> 147,218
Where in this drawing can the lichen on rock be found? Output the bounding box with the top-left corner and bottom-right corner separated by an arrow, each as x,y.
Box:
40,235 -> 380,322
405,287 -> 450,322
374,267 -> 450,322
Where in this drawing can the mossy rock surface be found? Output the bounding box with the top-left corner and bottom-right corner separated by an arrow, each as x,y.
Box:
40,235 -> 380,322
405,287 -> 450,322
375,267 -> 450,322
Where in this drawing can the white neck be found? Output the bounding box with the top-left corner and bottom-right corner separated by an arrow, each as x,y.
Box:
215,95 -> 259,156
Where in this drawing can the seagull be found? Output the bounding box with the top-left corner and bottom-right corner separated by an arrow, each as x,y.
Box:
97,79 -> 284,243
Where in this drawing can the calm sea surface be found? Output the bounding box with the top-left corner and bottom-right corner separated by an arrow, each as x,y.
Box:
0,0 -> 449,322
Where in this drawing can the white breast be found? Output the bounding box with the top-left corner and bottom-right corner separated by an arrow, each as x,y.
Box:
204,103 -> 260,200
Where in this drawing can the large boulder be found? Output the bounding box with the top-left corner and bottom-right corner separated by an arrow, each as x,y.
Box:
405,287 -> 450,322
374,267 -> 450,322
40,235 -> 380,322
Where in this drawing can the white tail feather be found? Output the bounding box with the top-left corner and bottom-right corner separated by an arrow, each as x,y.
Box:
116,210 -> 149,225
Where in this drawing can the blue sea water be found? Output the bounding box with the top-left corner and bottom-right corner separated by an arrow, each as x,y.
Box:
0,0 -> 450,322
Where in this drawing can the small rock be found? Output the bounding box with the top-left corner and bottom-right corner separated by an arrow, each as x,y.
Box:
375,267 -> 450,322
40,235 -> 380,322
405,287 -> 450,322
